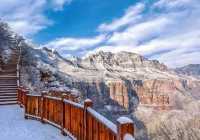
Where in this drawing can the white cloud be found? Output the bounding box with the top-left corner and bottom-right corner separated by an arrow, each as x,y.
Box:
108,17 -> 172,46
51,0 -> 72,11
43,35 -> 106,53
0,0 -> 72,36
98,3 -> 145,32
153,0 -> 196,9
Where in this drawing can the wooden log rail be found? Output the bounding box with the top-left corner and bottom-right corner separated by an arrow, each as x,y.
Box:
17,87 -> 135,140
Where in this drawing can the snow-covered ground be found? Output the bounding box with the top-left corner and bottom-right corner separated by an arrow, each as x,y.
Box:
0,105 -> 71,140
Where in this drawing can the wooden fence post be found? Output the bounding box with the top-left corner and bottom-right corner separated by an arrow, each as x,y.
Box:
83,99 -> 93,140
19,86 -> 23,107
61,93 -> 67,136
117,117 -> 134,140
24,89 -> 29,119
41,91 -> 47,124
17,87 -> 20,105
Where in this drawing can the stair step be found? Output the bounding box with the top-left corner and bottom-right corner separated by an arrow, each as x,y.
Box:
0,76 -> 17,78
0,97 -> 17,100
0,78 -> 17,80
0,90 -> 17,92
0,88 -> 17,90
0,89 -> 17,91
0,95 -> 17,99
0,93 -> 17,96
0,72 -> 17,74
0,87 -> 17,89
0,71 -> 17,73
0,79 -> 17,80
0,98 -> 17,102
0,92 -> 17,94
0,87 -> 17,88
0,79 -> 17,81
0,85 -> 17,87
0,91 -> 17,94
0,81 -> 17,83
0,86 -> 18,89
0,101 -> 18,105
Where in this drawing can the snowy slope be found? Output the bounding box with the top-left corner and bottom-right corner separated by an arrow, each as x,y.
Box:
0,105 -> 71,140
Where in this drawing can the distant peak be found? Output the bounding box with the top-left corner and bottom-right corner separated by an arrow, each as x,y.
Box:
83,51 -> 167,71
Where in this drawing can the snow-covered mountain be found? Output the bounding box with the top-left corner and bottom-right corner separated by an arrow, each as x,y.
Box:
1,21 -> 200,140
175,64 -> 200,78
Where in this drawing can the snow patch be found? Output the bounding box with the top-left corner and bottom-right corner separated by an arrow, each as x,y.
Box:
117,116 -> 133,124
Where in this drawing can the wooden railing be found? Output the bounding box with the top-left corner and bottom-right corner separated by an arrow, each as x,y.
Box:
16,44 -> 22,87
17,87 -> 135,140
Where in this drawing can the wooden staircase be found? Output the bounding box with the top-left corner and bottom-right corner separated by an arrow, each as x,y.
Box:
0,49 -> 19,105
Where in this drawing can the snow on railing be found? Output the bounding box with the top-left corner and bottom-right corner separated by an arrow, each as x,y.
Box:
17,88 -> 135,140
87,107 -> 117,134
124,134 -> 135,140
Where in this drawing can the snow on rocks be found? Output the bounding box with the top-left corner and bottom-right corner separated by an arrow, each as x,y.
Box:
0,105 -> 71,140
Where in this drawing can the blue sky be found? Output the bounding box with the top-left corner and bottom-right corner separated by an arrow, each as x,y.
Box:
0,0 -> 200,68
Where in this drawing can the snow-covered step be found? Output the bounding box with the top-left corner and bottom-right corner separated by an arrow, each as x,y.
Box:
0,88 -> 17,90
0,89 -> 17,92
0,87 -> 17,89
0,92 -> 17,95
0,84 -> 17,86
0,71 -> 17,74
0,81 -> 17,83
0,101 -> 17,105
0,78 -> 17,80
0,87 -> 17,91
0,98 -> 17,102
0,93 -> 17,96
0,95 -> 17,99
0,92 -> 17,94
0,86 -> 17,88
0,79 -> 17,81
0,72 -> 17,74
0,76 -> 17,78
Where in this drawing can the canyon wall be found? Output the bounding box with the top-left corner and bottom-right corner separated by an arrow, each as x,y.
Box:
106,79 -> 200,111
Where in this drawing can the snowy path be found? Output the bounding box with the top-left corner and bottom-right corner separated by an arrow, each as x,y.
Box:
0,105 -> 71,140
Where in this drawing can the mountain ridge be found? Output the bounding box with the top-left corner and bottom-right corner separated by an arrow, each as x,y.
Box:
175,64 -> 200,77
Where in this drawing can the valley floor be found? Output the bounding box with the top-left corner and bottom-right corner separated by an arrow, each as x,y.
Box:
0,105 -> 71,140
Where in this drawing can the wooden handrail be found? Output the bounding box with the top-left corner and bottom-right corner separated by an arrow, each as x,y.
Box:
16,45 -> 22,87
17,88 -> 135,140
